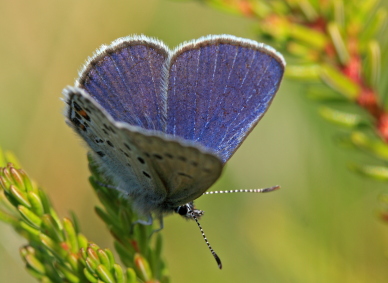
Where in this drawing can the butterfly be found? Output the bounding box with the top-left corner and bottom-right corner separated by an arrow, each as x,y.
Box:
63,34 -> 285,268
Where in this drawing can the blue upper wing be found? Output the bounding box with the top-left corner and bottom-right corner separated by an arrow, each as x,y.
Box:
77,35 -> 169,131
74,35 -> 285,163
165,35 -> 285,163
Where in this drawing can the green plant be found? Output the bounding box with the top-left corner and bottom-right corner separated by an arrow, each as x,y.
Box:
0,148 -> 168,283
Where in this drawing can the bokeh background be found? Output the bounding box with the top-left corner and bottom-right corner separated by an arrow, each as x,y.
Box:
1,0 -> 388,282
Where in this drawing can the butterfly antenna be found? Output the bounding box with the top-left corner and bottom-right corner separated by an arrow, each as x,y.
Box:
203,185 -> 280,195
189,209 -> 222,269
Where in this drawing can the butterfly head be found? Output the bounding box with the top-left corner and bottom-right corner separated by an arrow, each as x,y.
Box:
174,202 -> 204,219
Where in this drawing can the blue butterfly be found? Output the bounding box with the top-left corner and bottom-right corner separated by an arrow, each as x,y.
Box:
63,35 -> 285,268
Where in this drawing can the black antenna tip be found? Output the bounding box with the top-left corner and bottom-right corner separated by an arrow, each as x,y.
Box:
262,185 -> 280,193
214,253 -> 222,269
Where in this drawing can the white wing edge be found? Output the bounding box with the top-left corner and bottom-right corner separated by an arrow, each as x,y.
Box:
75,34 -> 173,87
171,34 -> 285,67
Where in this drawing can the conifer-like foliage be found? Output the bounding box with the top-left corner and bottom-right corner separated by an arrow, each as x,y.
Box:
0,148 -> 168,282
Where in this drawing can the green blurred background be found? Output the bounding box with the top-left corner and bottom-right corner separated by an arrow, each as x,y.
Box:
1,0 -> 388,282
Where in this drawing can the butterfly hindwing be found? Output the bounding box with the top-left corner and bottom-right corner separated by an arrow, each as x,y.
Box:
129,133 -> 223,207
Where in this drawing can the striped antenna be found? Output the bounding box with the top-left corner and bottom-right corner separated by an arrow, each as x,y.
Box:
203,185 -> 280,195
188,209 -> 222,269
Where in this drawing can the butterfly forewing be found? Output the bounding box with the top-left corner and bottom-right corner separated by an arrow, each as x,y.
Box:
64,87 -> 169,208
77,36 -> 170,131
166,36 -> 285,163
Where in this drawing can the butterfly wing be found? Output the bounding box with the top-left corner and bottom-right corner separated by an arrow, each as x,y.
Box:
131,133 -> 223,209
77,35 -> 170,131
64,86 -> 223,214
165,35 -> 285,163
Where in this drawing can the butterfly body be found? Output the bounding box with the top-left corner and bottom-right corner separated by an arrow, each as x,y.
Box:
64,34 -> 285,218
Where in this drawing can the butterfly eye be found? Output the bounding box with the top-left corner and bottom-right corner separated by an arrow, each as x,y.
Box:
175,205 -> 188,216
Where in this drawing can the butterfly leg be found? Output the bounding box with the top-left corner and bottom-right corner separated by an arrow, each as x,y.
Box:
153,216 -> 164,233
130,214 -> 153,234
147,216 -> 164,239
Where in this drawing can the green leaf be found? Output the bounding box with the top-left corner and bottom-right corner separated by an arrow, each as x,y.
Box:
18,205 -> 42,229
63,217 -> 79,253
114,241 -> 135,268
118,207 -> 132,234
125,268 -> 137,283
67,253 -> 81,274
205,0 -> 243,15
53,262 -> 80,283
364,40 -> 381,88
19,169 -> 34,192
327,22 -> 350,65
40,233 -> 67,259
10,167 -> 25,190
1,168 -> 12,191
134,253 -> 152,282
84,267 -> 99,283
26,266 -> 45,280
97,249 -> 112,271
41,214 -> 64,242
152,234 -> 163,279
93,183 -> 121,219
349,164 -> 388,181
86,257 -> 99,275
285,64 -> 321,80
48,207 -> 63,231
134,223 -> 151,255
319,106 -> 364,128
38,189 -> 53,215
320,64 -> 360,100
360,7 -> 387,41
10,185 -> 31,208
96,264 -> 115,283
289,23 -> 328,50
24,254 -> 46,275
70,211 -> 80,234
350,131 -> 388,161
95,206 -> 114,226
77,233 -> 89,249
298,0 -> 318,22
19,220 -> 41,237
113,264 -> 125,283
27,191 -> 44,216
250,1 -> 271,19
87,247 -> 101,266
351,0 -> 379,25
